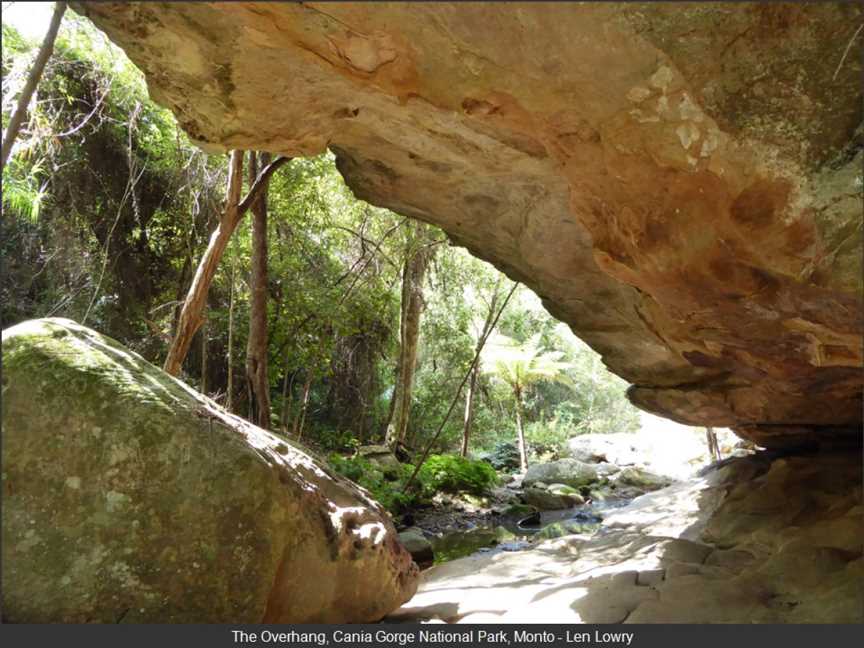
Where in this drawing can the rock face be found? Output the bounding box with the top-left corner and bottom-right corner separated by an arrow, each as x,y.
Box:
389,451 -> 863,623
1,318 -> 418,623
72,3 -> 863,447
523,459 -> 598,489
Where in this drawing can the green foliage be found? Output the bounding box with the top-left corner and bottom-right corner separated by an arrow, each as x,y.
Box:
484,332 -> 574,395
417,454 -> 498,496
327,451 -> 498,513
327,454 -> 418,513
476,441 -> 520,471
327,453 -> 373,483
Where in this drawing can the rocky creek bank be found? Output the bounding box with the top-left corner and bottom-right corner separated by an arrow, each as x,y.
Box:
389,449 -> 863,623
393,436 -> 696,568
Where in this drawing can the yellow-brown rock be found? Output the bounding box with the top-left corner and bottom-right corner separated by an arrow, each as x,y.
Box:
72,2 -> 863,447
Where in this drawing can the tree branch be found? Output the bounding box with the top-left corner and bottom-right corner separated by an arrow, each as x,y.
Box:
1,1 -> 66,169
236,155 -> 292,215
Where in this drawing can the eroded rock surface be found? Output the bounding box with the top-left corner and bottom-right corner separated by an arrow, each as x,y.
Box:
389,451 -> 863,623
72,2 -> 863,447
1,318 -> 418,623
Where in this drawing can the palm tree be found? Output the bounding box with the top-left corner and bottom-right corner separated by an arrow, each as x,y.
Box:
483,333 -> 573,472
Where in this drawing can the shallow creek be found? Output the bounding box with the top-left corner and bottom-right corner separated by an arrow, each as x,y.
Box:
428,499 -> 629,565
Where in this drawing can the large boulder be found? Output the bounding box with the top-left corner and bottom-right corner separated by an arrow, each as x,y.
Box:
521,487 -> 582,511
397,528 -> 434,567
356,444 -> 402,478
565,425 -> 743,481
523,459 -> 598,489
72,3 -> 863,448
614,467 -> 672,493
1,318 -> 418,623
565,433 -> 641,466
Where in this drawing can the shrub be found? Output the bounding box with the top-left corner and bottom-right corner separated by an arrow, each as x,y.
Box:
476,441 -> 520,471
327,453 -> 419,514
417,454 -> 498,496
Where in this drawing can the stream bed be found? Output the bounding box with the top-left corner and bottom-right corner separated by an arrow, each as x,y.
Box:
427,499 -> 629,565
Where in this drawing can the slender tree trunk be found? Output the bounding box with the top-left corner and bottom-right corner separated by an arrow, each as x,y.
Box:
382,356 -> 400,439
460,367 -> 479,457
401,282 -> 519,494
164,150 -> 244,375
706,426 -> 722,462
164,152 -> 291,376
460,276 -> 504,457
1,2 -> 66,170
385,225 -> 434,449
226,261 -> 236,412
246,151 -> 272,429
200,317 -> 208,395
294,373 -> 313,440
280,367 -> 295,432
514,388 -> 529,473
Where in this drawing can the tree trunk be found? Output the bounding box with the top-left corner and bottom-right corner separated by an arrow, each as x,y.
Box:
514,387 -> 529,473
706,426 -> 722,462
164,150 -> 244,376
163,153 -> 291,376
385,225 -> 434,448
280,367 -> 295,432
245,151 -> 272,429
200,316 -> 208,395
294,373 -> 313,441
460,366 -> 479,457
381,355 -> 400,439
1,2 -> 66,169
460,276 -> 504,457
226,261 -> 236,412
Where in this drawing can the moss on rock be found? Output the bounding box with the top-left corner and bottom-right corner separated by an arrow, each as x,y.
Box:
1,318 -> 418,622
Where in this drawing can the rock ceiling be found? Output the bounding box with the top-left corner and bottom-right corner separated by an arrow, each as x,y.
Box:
74,2 -> 864,447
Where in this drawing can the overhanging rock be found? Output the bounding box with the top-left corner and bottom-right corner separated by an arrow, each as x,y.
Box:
73,2 -> 864,447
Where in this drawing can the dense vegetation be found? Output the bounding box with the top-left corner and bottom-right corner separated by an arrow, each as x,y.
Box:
1,13 -> 641,512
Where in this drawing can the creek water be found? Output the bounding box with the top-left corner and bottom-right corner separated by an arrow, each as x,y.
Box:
428,499 -> 629,565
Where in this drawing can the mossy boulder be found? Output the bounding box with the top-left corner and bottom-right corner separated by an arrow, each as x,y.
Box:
535,519 -> 601,541
521,488 -> 581,511
1,318 -> 418,622
356,445 -> 402,478
523,459 -> 598,489
547,484 -> 585,503
614,467 -> 671,493
502,503 -> 537,518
